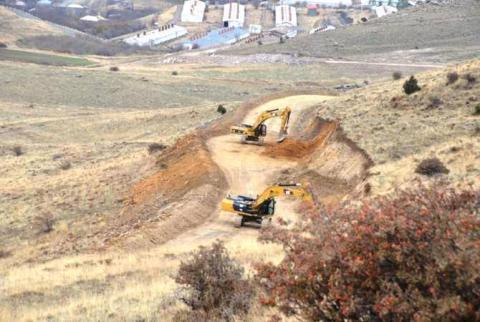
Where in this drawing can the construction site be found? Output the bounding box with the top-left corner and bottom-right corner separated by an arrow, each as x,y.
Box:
0,0 -> 479,320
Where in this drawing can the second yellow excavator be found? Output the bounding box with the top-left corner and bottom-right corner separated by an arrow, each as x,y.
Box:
230,106 -> 291,144
221,183 -> 313,227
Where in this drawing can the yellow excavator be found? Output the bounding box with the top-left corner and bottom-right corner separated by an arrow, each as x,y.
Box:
221,183 -> 313,227
230,106 -> 291,144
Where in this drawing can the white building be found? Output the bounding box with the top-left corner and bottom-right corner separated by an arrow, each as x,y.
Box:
275,5 -> 297,27
123,25 -> 188,47
181,0 -> 206,23
374,5 -> 398,17
80,15 -> 107,22
223,2 -> 245,28
282,0 -> 353,6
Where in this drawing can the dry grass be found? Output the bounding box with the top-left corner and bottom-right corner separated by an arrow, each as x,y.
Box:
316,59 -> 480,194
0,226 -> 284,321
1,7 -> 479,317
0,7 -> 64,44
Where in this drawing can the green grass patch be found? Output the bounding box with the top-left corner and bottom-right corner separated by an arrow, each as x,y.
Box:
0,49 -> 93,67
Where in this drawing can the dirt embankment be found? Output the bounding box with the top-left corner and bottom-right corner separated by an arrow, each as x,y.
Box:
41,91 -> 369,257
101,91 -> 333,250
265,112 -> 374,207
108,91 -> 373,249
262,118 -> 337,160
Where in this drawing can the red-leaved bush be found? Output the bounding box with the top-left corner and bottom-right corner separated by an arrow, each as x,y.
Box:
256,187 -> 480,321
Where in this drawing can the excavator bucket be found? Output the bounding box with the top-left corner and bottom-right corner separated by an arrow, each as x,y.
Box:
277,132 -> 288,143
276,109 -> 291,143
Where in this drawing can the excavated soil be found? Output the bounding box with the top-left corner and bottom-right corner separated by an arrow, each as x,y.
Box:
262,118 -> 337,160
43,91 -> 371,256
111,93 -> 372,250
101,92 -> 333,250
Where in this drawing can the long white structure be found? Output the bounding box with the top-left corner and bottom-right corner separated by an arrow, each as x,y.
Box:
282,0 -> 353,6
223,2 -> 245,28
181,0 -> 206,23
124,25 -> 188,47
374,5 -> 398,17
80,15 -> 107,22
275,5 -> 297,27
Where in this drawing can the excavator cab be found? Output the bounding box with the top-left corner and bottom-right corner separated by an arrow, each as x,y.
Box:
257,198 -> 276,216
221,182 -> 312,227
255,124 -> 267,138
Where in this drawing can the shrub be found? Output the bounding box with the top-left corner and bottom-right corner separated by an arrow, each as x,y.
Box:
12,145 -> 23,156
256,186 -> 480,321
403,76 -> 421,95
217,105 -> 227,114
148,143 -> 167,154
415,157 -> 449,176
175,241 -> 254,321
59,160 -> 72,170
33,213 -> 55,234
446,71 -> 459,85
0,42 -> 7,48
474,104 -> 480,116
172,71 -> 179,76
109,66 -> 119,72
428,96 -> 443,109
0,249 -> 12,258
463,73 -> 477,85
392,71 -> 402,80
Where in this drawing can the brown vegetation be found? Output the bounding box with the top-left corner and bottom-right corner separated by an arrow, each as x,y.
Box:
403,76 -> 421,95
415,157 -> 449,176
217,104 -> 227,115
446,71 -> 459,85
175,241 -> 254,321
256,186 -> 480,321
147,143 -> 167,154
12,145 -> 23,156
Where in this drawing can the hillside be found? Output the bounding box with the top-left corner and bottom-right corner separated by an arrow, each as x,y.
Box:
1,55 -> 478,320
0,6 -> 64,44
231,0 -> 480,63
316,59 -> 480,194
0,2 -> 479,319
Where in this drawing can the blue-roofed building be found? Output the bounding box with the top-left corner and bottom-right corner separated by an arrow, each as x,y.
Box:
184,27 -> 249,50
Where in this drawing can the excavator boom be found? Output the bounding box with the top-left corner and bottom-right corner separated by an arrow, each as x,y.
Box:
253,183 -> 312,208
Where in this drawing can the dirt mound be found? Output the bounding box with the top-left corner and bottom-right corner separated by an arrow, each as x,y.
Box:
101,135 -> 227,249
127,135 -> 219,206
262,118 -> 337,160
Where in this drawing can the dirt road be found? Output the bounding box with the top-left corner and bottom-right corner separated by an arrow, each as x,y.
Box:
162,95 -> 333,250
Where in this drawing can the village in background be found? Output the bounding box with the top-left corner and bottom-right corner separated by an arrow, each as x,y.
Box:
1,0 -> 415,51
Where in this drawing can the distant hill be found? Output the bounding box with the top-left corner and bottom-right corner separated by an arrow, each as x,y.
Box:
0,6 -> 65,44
230,0 -> 480,63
